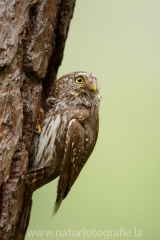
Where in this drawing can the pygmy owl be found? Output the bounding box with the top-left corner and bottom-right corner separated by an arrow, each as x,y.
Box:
29,71 -> 101,214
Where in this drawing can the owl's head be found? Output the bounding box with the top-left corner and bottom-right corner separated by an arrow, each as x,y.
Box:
53,71 -> 100,106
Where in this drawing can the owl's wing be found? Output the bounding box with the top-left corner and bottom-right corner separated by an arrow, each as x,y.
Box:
54,118 -> 86,214
23,165 -> 59,192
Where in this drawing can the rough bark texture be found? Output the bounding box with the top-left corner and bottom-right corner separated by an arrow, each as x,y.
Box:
0,0 -> 76,239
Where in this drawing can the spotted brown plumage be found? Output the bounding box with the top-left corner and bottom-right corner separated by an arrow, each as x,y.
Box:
28,71 -> 101,214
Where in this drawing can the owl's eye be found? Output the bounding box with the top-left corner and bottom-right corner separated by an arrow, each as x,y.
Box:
75,77 -> 84,84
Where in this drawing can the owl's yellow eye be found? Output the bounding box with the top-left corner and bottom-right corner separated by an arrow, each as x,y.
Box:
75,77 -> 84,84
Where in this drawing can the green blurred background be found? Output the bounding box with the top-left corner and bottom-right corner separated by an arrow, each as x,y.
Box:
26,0 -> 160,239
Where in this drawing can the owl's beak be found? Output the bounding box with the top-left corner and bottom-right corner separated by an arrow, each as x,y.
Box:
89,83 -> 97,91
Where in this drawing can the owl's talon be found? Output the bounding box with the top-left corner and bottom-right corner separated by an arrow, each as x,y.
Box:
35,108 -> 44,133
35,124 -> 42,133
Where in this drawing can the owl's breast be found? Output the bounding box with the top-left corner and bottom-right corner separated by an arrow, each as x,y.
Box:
30,112 -> 69,169
83,110 -> 99,158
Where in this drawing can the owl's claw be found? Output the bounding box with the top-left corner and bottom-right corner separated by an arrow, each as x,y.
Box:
35,124 -> 42,133
35,108 -> 44,133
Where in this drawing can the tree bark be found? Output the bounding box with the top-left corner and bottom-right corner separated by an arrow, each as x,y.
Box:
0,0 -> 76,239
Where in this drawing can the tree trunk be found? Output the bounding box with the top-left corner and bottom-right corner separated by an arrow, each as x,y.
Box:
0,0 -> 76,239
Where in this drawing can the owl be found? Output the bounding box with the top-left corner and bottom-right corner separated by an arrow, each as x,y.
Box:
29,71 -> 101,214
